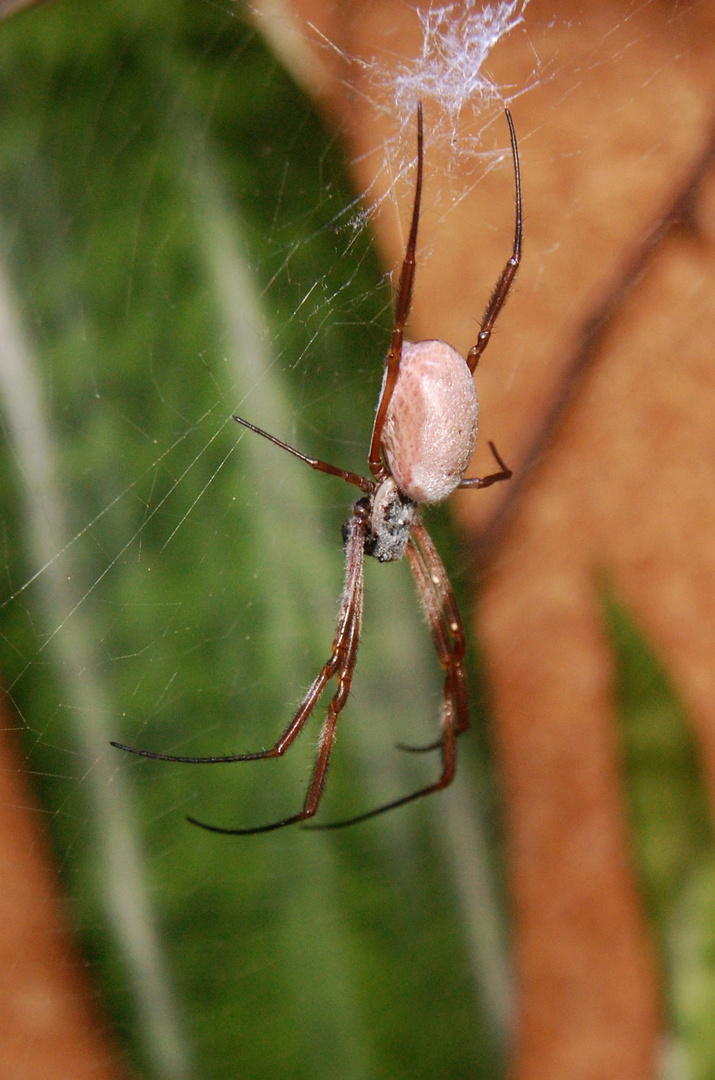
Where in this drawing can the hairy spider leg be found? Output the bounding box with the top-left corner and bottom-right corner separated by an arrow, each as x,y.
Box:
368,102 -> 424,480
186,506 -> 368,834
307,518 -> 467,830
466,109 -> 522,373
395,442 -> 511,759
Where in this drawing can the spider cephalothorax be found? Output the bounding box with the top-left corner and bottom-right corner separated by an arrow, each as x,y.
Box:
360,480 -> 416,562
112,104 -> 522,834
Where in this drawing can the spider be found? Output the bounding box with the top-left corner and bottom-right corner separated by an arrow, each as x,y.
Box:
112,104 -> 522,835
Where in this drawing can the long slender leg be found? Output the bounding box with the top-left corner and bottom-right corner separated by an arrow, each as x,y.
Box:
233,415 -> 371,493
406,518 -> 470,739
458,440 -> 512,490
186,508 -> 367,835
112,506 -> 368,767
112,651 -> 344,764
368,103 -> 424,479
111,641 -> 344,765
466,109 -> 522,373
307,518 -> 466,830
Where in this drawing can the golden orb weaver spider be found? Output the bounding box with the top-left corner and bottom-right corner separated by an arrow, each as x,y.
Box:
112,104 -> 522,834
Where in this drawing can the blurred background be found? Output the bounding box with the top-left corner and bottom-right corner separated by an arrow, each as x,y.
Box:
2,2 -> 715,1079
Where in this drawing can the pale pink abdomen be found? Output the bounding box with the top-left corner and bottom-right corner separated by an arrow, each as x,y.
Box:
380,339 -> 478,504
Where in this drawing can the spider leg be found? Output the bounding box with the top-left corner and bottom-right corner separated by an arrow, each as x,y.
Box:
233,415 -> 371,492
466,109 -> 522,374
110,650 -> 344,765
111,648 -> 354,764
186,507 -> 367,835
395,444 -> 509,743
458,440 -> 512,490
307,518 -> 467,830
368,102 -> 423,479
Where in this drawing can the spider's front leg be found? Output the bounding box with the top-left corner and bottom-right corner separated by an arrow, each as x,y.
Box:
187,504 -> 368,835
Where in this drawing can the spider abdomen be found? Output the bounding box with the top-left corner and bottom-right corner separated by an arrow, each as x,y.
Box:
380,339 -> 479,504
